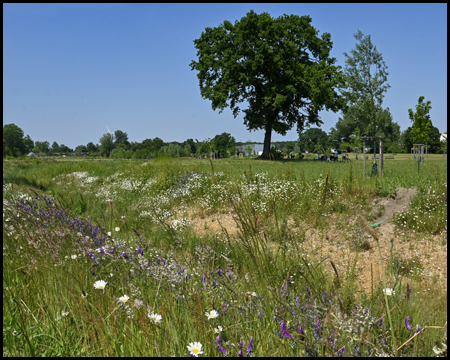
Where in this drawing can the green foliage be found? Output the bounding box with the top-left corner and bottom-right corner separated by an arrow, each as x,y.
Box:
190,10 -> 347,159
99,132 -> 115,157
3,156 -> 447,357
408,96 -> 432,145
3,123 -> 26,156
212,132 -> 236,157
298,128 -> 328,152
342,30 -> 391,136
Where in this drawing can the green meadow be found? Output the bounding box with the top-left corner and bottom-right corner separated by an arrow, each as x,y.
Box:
3,154 -> 447,357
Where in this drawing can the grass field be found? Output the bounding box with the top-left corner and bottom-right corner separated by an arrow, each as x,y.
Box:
3,154 -> 447,356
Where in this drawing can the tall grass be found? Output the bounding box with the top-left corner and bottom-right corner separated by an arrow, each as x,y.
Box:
3,156 -> 447,356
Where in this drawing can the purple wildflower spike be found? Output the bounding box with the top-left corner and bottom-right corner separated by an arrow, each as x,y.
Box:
280,320 -> 291,339
405,316 -> 412,330
377,317 -> 383,327
299,324 -> 305,341
122,252 -> 129,260
217,269 -> 224,276
415,324 -> 421,333
339,347 -> 345,357
216,335 -> 227,354
91,269 -> 96,276
246,337 -> 253,356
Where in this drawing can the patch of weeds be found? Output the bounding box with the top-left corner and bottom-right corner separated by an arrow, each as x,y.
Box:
331,202 -> 349,214
396,255 -> 424,280
376,205 -> 385,218
350,225 -> 373,251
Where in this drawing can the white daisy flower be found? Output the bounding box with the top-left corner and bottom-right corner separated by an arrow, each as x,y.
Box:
107,231 -> 111,237
71,255 -> 77,259
205,310 -> 219,320
214,326 -> 223,334
148,313 -> 162,323
187,342 -> 203,357
383,288 -> 395,296
115,227 -> 120,232
93,280 -> 107,290
119,295 -> 129,303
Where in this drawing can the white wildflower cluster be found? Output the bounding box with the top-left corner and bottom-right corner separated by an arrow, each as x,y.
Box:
171,217 -> 190,231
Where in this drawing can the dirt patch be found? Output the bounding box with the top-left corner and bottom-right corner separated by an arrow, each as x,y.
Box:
370,187 -> 418,228
175,186 -> 446,295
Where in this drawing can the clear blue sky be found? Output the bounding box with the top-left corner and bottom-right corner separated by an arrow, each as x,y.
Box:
3,3 -> 447,149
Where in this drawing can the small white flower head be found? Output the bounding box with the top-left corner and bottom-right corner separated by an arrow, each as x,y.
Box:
71,255 -> 77,259
115,227 -> 120,232
251,292 -> 257,297
12,330 -> 18,336
214,326 -> 223,334
119,295 -> 129,303
107,231 -> 111,237
205,310 -> 219,320
61,310 -> 70,317
81,290 -> 88,298
187,342 -> 203,357
383,288 -> 395,296
148,313 -> 162,323
77,232 -> 82,237
110,273 -> 114,278
93,280 -> 107,290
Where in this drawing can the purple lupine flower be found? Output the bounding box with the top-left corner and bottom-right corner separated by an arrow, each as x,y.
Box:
405,316 -> 412,331
299,324 -> 305,341
338,347 -> 345,356
91,269 -> 96,276
216,335 -> 227,354
122,252 -> 129,260
415,324 -> 421,333
136,246 -> 141,255
307,287 -> 311,297
246,337 -> 253,357
377,317 -> 383,327
222,300 -> 227,315
316,318 -> 320,328
295,296 -> 299,306
280,321 -> 291,339
217,269 -> 224,276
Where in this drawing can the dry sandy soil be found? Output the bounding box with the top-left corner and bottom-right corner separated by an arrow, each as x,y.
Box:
179,187 -> 447,295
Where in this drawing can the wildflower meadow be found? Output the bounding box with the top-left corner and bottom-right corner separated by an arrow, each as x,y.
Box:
3,154 -> 447,356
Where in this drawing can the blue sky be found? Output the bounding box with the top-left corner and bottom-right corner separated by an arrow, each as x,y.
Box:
3,3 -> 447,149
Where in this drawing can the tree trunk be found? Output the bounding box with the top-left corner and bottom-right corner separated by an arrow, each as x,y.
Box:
262,126 -> 272,160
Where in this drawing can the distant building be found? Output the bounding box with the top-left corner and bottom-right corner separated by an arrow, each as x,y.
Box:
27,152 -> 38,157
440,134 -> 447,142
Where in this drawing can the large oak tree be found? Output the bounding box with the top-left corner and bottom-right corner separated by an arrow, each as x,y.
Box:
190,10 -> 347,159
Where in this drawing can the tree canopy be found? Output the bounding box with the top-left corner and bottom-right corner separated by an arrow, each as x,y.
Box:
3,123 -> 26,156
408,96 -> 432,145
298,128 -> 328,153
342,30 -> 391,136
190,10 -> 347,159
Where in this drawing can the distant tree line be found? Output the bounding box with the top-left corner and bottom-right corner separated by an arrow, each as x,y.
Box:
2,124 -> 240,159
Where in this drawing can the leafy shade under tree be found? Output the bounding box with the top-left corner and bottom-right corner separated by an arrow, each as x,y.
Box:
408,96 -> 432,145
190,10 -> 347,159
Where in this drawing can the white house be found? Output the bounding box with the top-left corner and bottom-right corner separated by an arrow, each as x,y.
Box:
440,134 -> 447,142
